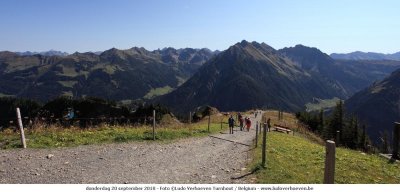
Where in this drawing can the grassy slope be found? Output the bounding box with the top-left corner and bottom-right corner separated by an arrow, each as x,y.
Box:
0,114 -> 229,149
305,97 -> 340,112
250,111 -> 400,184
143,86 -> 174,99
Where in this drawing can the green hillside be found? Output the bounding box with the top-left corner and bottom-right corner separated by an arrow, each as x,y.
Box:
0,48 -> 215,102
250,114 -> 400,183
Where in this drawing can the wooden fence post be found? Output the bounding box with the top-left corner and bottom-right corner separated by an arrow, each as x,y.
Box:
16,108 -> 26,148
277,111 -> 280,120
153,110 -> 156,140
262,123 -> 267,168
207,115 -> 211,133
392,122 -> 400,159
324,140 -> 336,184
335,131 -> 340,146
188,111 -> 192,134
255,122 -> 259,148
189,112 -> 191,125
220,119 -> 222,130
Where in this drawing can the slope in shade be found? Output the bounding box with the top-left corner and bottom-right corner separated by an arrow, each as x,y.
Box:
345,69 -> 400,144
279,45 -> 400,98
157,40 -> 343,115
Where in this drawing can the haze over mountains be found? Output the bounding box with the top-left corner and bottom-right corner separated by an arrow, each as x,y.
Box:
15,50 -> 70,57
331,51 -> 400,61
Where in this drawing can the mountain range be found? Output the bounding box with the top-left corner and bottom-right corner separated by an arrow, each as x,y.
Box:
280,45 -> 400,97
331,51 -> 400,61
0,47 -> 216,102
2,42 -> 400,112
156,41 -> 400,114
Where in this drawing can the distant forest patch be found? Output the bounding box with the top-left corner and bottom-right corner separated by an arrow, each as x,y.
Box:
305,97 -> 340,112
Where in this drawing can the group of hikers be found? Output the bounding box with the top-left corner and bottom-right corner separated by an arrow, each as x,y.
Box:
228,112 -> 256,134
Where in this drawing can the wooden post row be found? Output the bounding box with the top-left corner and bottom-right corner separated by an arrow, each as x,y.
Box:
16,108 -> 27,148
324,140 -> 336,184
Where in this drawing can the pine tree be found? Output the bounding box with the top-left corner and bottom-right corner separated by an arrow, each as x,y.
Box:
359,125 -> 366,150
342,116 -> 354,148
324,100 -> 344,142
338,100 -> 344,143
379,130 -> 391,153
353,117 -> 359,148
318,109 -> 324,134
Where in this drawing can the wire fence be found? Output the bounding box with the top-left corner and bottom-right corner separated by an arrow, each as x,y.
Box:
0,116 -> 159,131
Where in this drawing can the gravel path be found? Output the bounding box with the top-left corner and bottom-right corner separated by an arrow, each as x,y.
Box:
0,112 -> 263,184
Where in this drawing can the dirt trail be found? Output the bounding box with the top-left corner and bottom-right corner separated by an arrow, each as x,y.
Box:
0,111 -> 263,184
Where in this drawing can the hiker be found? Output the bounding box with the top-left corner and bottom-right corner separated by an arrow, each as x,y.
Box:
64,108 -> 75,127
254,112 -> 257,118
238,113 -> 244,131
228,115 -> 235,134
245,117 -> 251,132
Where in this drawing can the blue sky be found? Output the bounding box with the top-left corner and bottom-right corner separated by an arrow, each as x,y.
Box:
0,0 -> 399,54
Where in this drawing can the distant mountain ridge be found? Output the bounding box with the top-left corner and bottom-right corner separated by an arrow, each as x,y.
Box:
279,45 -> 400,98
0,47 -> 217,102
331,51 -> 400,61
16,50 -> 70,57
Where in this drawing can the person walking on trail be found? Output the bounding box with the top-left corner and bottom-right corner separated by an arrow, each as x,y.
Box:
238,114 -> 244,131
245,117 -> 252,132
228,115 -> 235,134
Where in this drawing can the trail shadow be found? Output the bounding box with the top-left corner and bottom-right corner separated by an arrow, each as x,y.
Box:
231,166 -> 261,180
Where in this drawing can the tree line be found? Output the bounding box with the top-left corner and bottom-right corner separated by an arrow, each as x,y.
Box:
0,96 -> 170,130
296,101 -> 376,152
